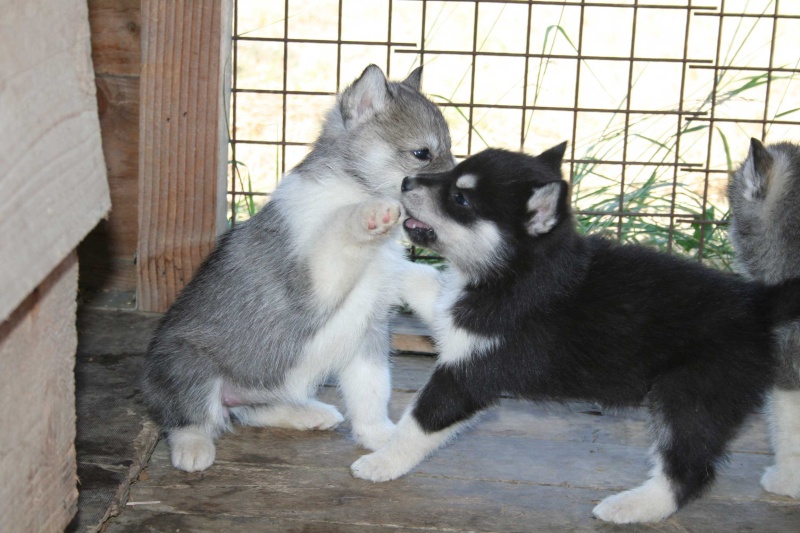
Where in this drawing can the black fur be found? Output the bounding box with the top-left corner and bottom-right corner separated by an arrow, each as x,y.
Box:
403,147 -> 800,509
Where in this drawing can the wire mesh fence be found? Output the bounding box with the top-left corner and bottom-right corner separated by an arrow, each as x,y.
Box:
229,0 -> 800,268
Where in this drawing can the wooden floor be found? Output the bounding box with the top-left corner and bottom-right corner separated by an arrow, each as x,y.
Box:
77,309 -> 800,532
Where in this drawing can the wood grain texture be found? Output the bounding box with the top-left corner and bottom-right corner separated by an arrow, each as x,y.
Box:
80,1 -> 142,294
81,0 -> 142,293
106,365 -> 800,532
88,0 -> 142,78
137,0 -> 231,312
0,0 -> 110,322
0,253 -> 79,532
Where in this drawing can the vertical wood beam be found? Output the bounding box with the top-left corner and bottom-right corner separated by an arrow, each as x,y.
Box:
138,0 -> 231,312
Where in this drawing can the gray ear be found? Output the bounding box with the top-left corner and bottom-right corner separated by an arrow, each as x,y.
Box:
741,138 -> 773,200
402,66 -> 423,91
340,64 -> 389,128
527,181 -> 565,236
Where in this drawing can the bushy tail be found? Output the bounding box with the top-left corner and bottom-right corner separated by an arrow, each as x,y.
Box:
763,277 -> 800,325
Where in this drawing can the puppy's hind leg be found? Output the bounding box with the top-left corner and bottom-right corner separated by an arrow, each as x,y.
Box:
230,400 -> 344,431
164,378 -> 230,472
594,373 -> 739,523
592,453 -> 678,524
762,387 -> 800,498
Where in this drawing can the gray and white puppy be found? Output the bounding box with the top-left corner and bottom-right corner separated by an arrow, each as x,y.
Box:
728,137 -> 800,498
142,65 -> 453,472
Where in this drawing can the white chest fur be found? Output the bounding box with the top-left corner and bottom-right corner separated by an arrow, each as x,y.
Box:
433,269 -> 499,365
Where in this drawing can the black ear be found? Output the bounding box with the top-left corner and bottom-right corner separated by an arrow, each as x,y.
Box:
340,65 -> 390,128
526,181 -> 567,236
402,66 -> 423,91
538,142 -> 568,174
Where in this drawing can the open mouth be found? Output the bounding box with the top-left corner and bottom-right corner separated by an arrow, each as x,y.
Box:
403,216 -> 437,245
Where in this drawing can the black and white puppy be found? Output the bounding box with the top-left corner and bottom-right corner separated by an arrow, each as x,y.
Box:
351,144 -> 800,523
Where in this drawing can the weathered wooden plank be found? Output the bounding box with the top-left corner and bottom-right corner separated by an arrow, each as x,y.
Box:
70,311 -> 800,532
112,381 -> 789,531
79,74 -> 141,293
137,0 -> 232,312
0,0 -> 110,322
0,253 -> 79,532
106,511 -> 447,533
117,437 -> 800,532
96,75 -> 140,257
76,313 -> 792,532
82,1 -> 142,295
135,388 -> 769,504
103,496 -> 800,533
88,0 -> 142,78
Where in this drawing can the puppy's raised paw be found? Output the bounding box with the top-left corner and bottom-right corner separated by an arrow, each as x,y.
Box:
361,199 -> 402,237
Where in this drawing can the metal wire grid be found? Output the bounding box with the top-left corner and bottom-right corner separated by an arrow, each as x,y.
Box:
229,0 -> 800,264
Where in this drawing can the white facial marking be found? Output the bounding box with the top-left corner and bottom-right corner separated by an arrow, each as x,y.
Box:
455,173 -> 478,190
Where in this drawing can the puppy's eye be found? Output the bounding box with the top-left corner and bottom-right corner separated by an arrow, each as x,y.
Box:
453,190 -> 470,207
411,148 -> 432,161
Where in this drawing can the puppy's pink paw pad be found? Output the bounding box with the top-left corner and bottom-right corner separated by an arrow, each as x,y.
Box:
362,200 -> 402,236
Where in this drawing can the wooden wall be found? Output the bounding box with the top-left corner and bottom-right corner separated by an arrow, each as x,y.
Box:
0,255 -> 81,532
0,0 -> 110,529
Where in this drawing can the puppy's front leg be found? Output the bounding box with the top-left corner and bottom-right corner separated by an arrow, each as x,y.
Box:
308,199 -> 402,305
351,364 -> 490,482
399,261 -> 441,327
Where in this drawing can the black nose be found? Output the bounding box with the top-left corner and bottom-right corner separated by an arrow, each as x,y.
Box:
401,176 -> 413,192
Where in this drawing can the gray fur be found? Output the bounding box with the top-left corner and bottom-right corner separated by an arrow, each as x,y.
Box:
143,64 -> 454,439
143,206 -> 320,430
728,138 -> 800,389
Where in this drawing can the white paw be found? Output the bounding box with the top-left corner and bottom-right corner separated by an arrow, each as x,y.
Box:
295,402 -> 345,430
351,449 -> 413,482
592,482 -> 677,524
169,430 -> 216,472
762,463 -> 800,498
232,401 -> 344,430
362,199 -> 402,236
353,421 -> 397,451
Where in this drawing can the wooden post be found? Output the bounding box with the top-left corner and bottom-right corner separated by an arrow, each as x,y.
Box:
137,0 -> 231,312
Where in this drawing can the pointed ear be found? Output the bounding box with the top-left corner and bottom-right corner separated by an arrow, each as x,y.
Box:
749,137 -> 773,181
340,64 -> 390,129
402,66 -> 423,91
526,181 -> 567,236
538,142 -> 568,174
741,138 -> 773,200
